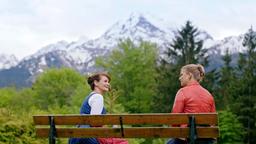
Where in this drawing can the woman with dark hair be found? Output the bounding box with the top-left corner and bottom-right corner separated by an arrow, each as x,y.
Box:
69,72 -> 128,144
167,64 -> 216,144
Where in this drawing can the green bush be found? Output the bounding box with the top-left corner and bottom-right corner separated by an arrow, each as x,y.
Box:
0,108 -> 46,144
218,110 -> 244,144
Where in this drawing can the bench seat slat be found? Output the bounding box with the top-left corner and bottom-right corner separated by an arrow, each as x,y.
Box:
33,113 -> 218,125
36,127 -> 219,138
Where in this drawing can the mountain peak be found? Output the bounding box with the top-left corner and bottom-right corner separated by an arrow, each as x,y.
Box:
126,12 -> 155,27
29,40 -> 70,59
0,54 -> 18,69
101,12 -> 174,43
0,12 -> 249,87
129,11 -> 144,18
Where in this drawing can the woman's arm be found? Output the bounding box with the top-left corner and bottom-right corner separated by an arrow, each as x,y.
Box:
89,94 -> 104,114
172,89 -> 185,113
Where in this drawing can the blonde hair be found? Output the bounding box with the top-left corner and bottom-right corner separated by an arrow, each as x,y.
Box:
181,64 -> 205,82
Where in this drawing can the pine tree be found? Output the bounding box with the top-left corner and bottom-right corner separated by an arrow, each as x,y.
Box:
166,21 -> 207,65
154,21 -> 210,113
215,49 -> 237,109
218,110 -> 244,144
232,27 -> 256,144
153,62 -> 179,112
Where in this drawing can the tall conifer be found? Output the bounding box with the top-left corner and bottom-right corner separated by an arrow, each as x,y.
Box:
154,21 -> 209,112
233,27 -> 256,143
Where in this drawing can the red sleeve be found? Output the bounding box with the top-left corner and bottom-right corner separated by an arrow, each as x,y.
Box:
172,89 -> 185,113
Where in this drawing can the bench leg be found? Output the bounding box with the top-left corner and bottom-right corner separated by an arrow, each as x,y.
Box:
189,116 -> 197,144
49,116 -> 56,144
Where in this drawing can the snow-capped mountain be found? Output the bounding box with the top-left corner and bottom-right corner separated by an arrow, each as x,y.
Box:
0,54 -> 18,69
205,34 -> 245,55
201,34 -> 245,70
93,12 -> 175,51
18,12 -> 180,77
0,13 -> 248,87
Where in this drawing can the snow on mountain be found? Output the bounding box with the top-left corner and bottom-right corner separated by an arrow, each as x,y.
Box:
202,34 -> 247,70
0,54 -> 18,69
68,36 -> 90,50
28,40 -> 70,59
198,30 -> 214,41
218,35 -> 246,54
0,12 -> 249,87
18,12 -> 179,76
90,12 -> 175,52
205,34 -> 245,55
25,12 -> 215,68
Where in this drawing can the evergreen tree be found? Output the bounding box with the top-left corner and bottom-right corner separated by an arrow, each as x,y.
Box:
154,21 -> 209,112
166,21 -> 207,65
153,62 -> 179,112
218,110 -> 245,144
215,49 -> 237,109
232,27 -> 256,144
96,39 -> 158,113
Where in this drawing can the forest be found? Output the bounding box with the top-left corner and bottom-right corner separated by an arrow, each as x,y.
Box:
1,21 -> 255,144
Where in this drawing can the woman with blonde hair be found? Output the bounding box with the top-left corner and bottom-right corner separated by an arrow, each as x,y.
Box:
167,64 -> 216,144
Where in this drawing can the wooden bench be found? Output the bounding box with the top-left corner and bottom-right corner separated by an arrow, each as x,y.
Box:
33,113 -> 219,144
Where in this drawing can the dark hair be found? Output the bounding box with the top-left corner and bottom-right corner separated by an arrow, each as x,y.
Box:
181,64 -> 205,82
87,72 -> 111,90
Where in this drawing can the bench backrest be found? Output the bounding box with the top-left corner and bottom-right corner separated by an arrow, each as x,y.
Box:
33,113 -> 219,139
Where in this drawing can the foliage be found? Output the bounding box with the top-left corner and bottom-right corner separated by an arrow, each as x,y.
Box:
96,39 -> 158,113
32,68 -> 86,110
154,20 -> 210,113
0,105 -> 76,144
229,27 -> 256,144
2,24 -> 256,143
0,108 -> 46,144
105,89 -> 126,113
0,87 -> 37,113
215,49 -> 238,109
165,20 -> 207,65
0,87 -> 17,108
11,88 -> 37,112
153,63 -> 180,112
218,110 -> 244,144
152,138 -> 167,144
243,27 -> 256,53
126,138 -> 146,144
70,84 -> 91,113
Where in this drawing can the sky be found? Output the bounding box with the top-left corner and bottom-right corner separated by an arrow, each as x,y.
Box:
0,0 -> 255,59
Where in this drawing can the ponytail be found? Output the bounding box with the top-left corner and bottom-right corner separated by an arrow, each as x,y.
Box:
181,64 -> 205,82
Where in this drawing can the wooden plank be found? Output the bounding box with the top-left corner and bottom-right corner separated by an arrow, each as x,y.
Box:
36,127 -> 219,138
197,127 -> 220,138
33,113 -> 218,125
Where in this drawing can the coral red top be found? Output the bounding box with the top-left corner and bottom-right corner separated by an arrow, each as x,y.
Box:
172,81 -> 216,113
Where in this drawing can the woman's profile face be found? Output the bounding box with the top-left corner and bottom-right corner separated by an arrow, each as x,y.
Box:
179,69 -> 191,87
94,75 -> 110,93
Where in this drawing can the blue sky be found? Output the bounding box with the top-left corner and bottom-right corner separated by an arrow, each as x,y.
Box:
0,0 -> 255,59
